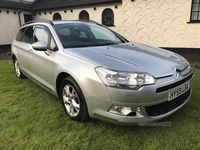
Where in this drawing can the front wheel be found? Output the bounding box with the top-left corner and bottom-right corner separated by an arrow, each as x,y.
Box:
60,76 -> 89,122
13,58 -> 25,78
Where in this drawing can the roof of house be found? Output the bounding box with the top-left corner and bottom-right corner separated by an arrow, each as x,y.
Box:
0,0 -> 32,11
33,0 -> 122,11
0,0 -> 122,11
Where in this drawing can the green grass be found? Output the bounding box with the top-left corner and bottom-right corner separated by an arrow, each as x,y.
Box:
0,60 -> 200,150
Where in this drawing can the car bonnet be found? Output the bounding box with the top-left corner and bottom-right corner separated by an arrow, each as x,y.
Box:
64,42 -> 189,78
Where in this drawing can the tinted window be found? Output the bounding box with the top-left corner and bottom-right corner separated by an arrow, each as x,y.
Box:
21,26 -> 34,44
16,27 -> 27,41
79,10 -> 90,20
33,26 -> 58,51
102,8 -> 114,26
50,37 -> 58,51
34,26 -> 49,44
54,23 -> 127,48
91,27 -> 119,41
190,0 -> 200,21
59,28 -> 70,36
53,13 -> 62,20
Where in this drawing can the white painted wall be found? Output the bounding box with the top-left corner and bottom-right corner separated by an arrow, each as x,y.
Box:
0,9 -> 19,45
34,0 -> 200,48
119,0 -> 200,48
0,9 -> 30,45
1,0 -> 198,48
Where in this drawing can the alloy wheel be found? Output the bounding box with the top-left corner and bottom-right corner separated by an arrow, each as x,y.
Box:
62,84 -> 80,117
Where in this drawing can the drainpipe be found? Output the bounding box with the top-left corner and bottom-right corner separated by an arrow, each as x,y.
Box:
18,10 -> 22,27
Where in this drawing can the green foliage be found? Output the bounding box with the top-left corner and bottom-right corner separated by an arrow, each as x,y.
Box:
0,60 -> 200,150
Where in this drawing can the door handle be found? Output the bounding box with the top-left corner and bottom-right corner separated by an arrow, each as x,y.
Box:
29,49 -> 33,54
44,50 -> 51,56
13,45 -> 19,48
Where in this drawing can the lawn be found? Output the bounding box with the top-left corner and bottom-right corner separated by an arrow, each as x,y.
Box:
0,60 -> 200,150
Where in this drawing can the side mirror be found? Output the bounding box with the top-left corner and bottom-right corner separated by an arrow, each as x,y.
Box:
32,41 -> 47,51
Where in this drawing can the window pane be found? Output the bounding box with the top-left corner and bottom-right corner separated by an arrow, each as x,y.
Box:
50,37 -> 57,51
21,26 -> 34,44
102,8 -> 114,26
192,4 -> 199,11
191,12 -> 198,20
16,27 -> 27,41
79,10 -> 89,20
53,13 -> 62,20
91,26 -> 120,42
80,31 -> 87,38
59,28 -> 70,36
53,23 -> 126,48
35,28 -> 49,44
193,0 -> 200,3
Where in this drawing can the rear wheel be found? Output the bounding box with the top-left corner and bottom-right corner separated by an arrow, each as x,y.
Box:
14,58 -> 25,78
60,76 -> 89,122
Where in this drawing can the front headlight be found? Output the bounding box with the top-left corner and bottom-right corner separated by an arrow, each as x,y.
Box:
95,67 -> 155,89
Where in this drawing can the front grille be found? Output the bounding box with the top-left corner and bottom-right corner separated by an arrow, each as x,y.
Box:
156,74 -> 193,93
146,89 -> 191,117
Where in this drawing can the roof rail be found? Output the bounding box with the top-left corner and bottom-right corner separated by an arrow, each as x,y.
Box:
23,19 -> 53,26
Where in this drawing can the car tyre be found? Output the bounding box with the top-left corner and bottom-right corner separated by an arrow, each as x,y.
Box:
14,58 -> 25,78
60,76 -> 89,122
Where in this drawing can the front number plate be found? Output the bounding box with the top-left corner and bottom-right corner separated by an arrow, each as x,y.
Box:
168,82 -> 190,101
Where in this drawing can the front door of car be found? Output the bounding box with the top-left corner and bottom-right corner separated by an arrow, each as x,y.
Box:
28,26 -> 57,91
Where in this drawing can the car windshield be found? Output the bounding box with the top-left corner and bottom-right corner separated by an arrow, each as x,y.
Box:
53,23 -> 128,48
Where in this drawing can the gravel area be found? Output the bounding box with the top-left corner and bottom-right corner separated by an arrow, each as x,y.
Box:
0,52 -> 11,60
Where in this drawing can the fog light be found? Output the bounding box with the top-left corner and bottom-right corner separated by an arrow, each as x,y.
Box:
109,105 -> 141,116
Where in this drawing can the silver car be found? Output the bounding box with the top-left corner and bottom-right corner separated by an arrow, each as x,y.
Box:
11,20 -> 193,125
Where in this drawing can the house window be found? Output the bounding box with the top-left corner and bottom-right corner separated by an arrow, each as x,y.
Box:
53,13 -> 62,20
79,10 -> 89,20
102,8 -> 114,26
190,0 -> 200,21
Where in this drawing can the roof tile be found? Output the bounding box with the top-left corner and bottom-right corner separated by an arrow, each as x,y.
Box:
0,0 -> 121,11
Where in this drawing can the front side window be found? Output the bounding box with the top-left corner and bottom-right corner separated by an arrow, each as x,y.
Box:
33,26 -> 58,51
34,26 -> 49,44
79,10 -> 90,20
190,0 -> 200,21
102,8 -> 114,26
20,26 -> 34,44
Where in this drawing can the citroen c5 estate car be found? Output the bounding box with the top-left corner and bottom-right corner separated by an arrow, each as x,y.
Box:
11,20 -> 194,125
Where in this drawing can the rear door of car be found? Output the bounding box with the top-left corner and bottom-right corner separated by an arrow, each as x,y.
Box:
13,26 -> 35,75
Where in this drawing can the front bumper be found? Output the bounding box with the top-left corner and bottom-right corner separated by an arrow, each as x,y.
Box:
86,72 -> 194,125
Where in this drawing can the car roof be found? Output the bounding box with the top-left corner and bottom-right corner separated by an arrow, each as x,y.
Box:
23,20 -> 98,27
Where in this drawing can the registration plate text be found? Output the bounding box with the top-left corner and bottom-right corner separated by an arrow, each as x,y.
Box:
168,82 -> 190,101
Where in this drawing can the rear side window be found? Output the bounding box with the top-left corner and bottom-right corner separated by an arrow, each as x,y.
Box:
15,27 -> 27,41
21,26 -> 34,44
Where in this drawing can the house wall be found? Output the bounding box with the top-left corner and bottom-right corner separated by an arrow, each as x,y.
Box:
120,0 -> 200,48
32,0 -> 200,48
33,4 -> 122,26
0,9 -> 30,45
